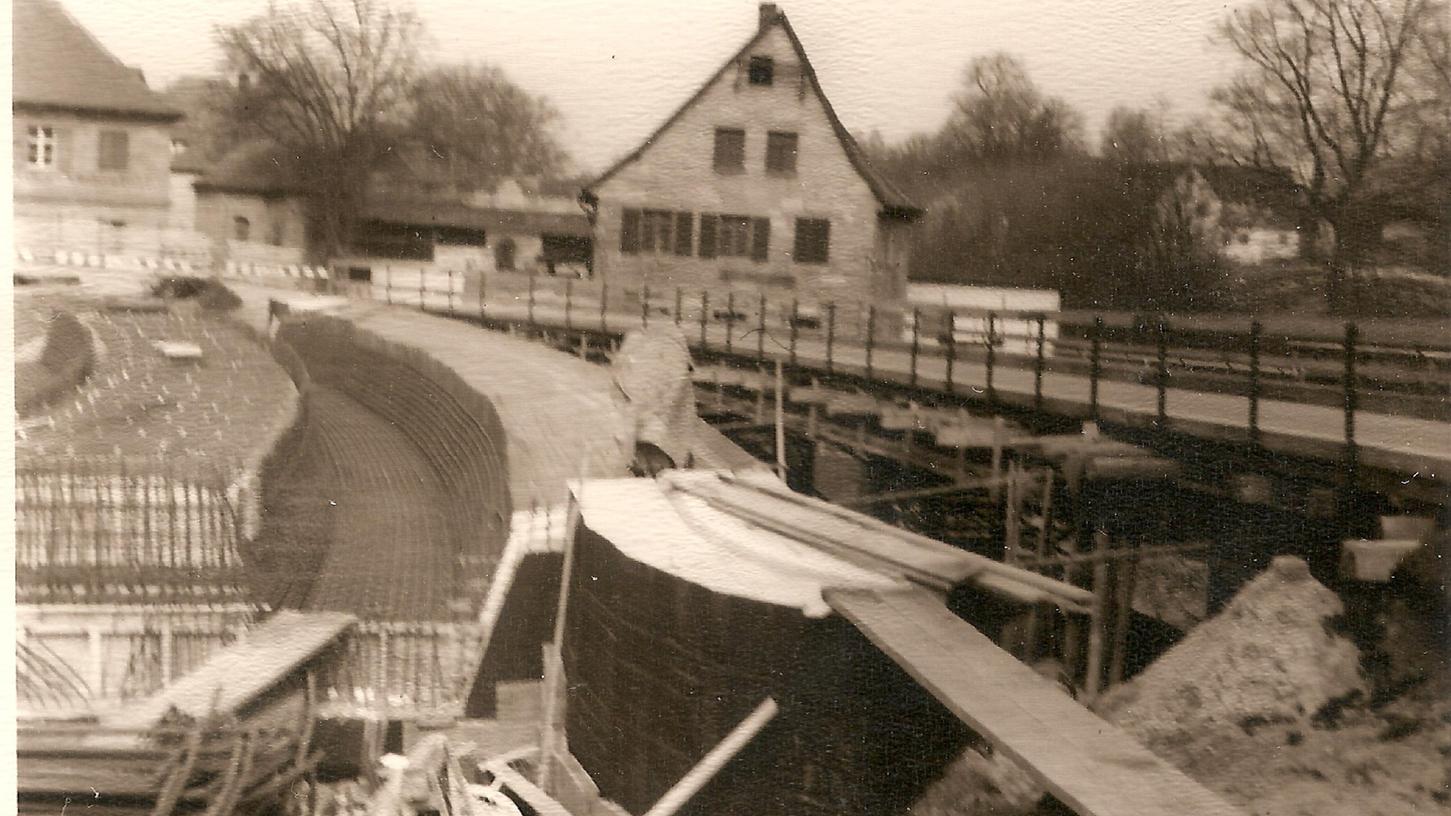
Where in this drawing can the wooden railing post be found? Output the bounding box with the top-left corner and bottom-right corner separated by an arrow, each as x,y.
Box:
757,293 -> 767,362
1248,320 -> 1262,445
789,299 -> 799,367
642,284 -> 651,328
674,287 -> 683,327
944,310 -> 956,392
386,265 -> 393,305
1084,530 -> 1110,702
1343,322 -> 1359,492
726,292 -> 736,354
909,307 -> 921,387
1090,316 -> 1103,420
600,282 -> 609,333
865,305 -> 877,379
478,270 -> 486,319
985,311 -> 997,407
1033,315 -> 1047,412
564,278 -> 573,330
825,302 -> 836,374
527,268 -> 537,326
419,267 -> 426,311
447,268 -> 455,316
1155,318 -> 1169,428
700,291 -> 709,348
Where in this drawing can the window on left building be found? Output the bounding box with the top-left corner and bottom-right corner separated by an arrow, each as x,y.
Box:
620,208 -> 695,256
234,216 -> 251,241
98,131 -> 129,171
27,126 -> 56,168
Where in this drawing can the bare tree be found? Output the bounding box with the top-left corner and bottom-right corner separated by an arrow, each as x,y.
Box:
409,64 -> 570,192
1101,102 -> 1178,164
216,0 -> 423,258
1214,0 -> 1440,306
941,53 -> 1084,163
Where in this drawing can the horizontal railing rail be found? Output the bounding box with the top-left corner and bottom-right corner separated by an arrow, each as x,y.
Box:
315,271 -> 1446,496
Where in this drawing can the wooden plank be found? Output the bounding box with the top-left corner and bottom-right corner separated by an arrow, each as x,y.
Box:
825,586 -> 1243,816
684,473 -> 1094,611
107,611 -> 356,728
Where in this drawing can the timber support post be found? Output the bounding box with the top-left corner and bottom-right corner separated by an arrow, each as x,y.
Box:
1155,319 -> 1168,428
986,311 -> 997,407
1248,320 -> 1262,445
1089,316 -> 1102,420
825,302 -> 837,373
1033,315 -> 1047,412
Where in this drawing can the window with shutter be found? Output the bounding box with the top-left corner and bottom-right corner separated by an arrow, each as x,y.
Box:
98,130 -> 129,171
26,125 -> 56,169
674,212 -> 694,255
642,210 -> 674,253
620,209 -> 641,253
765,132 -> 798,175
717,215 -> 752,257
751,218 -> 770,261
713,128 -> 746,174
793,218 -> 830,264
749,56 -> 774,86
698,214 -> 718,258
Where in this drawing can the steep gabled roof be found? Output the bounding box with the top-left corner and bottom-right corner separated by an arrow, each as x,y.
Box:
12,0 -> 181,121
583,9 -> 921,220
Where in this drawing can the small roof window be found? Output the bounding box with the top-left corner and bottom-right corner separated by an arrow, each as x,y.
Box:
748,56 -> 774,86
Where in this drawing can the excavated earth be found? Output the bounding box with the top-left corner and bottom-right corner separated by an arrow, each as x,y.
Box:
913,553 -> 1450,816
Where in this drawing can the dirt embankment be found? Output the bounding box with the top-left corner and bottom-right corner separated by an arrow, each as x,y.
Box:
914,553 -> 1450,816
1097,555 -> 1451,816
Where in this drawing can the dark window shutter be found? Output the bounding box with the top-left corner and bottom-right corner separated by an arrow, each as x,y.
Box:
793,218 -> 831,264
98,131 -> 129,171
620,209 -> 640,254
698,214 -> 717,259
713,129 -> 745,173
751,217 -> 770,261
674,212 -> 694,256
54,128 -> 71,173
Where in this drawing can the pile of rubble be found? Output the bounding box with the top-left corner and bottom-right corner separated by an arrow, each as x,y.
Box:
1097,555 -> 1450,816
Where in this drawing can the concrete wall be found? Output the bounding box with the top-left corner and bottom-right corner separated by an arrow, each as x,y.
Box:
590,24 -> 899,311
169,171 -> 198,229
13,109 -> 172,225
194,189 -> 310,255
13,212 -> 212,263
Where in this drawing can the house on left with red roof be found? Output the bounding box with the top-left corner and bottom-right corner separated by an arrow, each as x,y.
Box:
11,0 -> 207,260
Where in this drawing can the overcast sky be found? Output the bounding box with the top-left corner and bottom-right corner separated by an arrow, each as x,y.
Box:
57,0 -> 1240,174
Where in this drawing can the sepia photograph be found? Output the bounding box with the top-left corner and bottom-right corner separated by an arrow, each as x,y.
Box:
7,0 -> 1449,814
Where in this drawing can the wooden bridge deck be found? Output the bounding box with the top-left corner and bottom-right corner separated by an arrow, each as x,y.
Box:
235,285 -> 1450,493
826,586 -> 1244,816
450,297 -> 1451,489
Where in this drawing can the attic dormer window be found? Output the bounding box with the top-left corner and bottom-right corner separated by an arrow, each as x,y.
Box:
749,56 -> 774,86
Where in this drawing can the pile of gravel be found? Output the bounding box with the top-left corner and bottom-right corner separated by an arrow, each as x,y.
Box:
1097,555 -> 1365,752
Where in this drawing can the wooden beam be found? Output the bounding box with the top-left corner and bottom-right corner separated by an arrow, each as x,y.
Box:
825,587 -> 1244,816
838,479 -> 1001,508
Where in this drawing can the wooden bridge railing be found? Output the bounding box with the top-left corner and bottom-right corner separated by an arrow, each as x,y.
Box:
322,271 -> 1450,485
